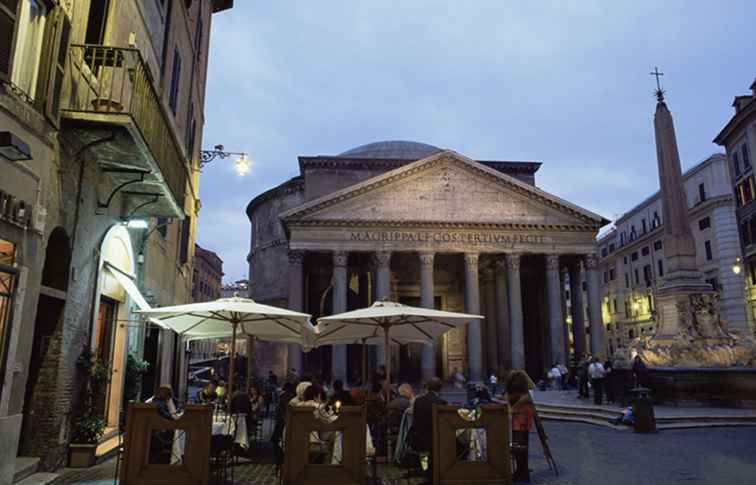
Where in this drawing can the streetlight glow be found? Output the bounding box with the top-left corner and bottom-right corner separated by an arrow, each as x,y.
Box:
732,257 -> 742,275
235,153 -> 250,176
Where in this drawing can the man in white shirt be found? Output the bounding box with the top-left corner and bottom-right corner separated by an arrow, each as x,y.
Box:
588,358 -> 606,405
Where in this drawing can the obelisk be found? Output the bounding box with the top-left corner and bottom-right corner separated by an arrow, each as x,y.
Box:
649,81 -> 719,344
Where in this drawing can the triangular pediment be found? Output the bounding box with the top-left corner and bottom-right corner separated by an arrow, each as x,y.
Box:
281,151 -> 606,229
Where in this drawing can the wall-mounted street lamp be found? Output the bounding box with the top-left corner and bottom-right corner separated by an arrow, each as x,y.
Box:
0,131 -> 32,161
732,257 -> 743,275
200,144 -> 251,176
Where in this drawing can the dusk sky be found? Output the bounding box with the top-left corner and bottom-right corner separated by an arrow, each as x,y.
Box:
197,0 -> 756,283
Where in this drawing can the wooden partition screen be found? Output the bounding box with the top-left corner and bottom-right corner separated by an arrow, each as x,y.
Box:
432,404 -> 511,485
282,405 -> 367,485
120,403 -> 212,485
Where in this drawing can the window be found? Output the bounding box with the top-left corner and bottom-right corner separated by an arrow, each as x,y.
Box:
643,264 -> 652,284
624,273 -> 630,288
641,219 -> 647,234
699,217 -> 711,230
641,246 -> 650,256
630,226 -> 637,240
7,0 -> 51,100
601,247 -> 608,258
85,0 -> 109,45
620,232 -> 626,246
169,47 -> 181,114
653,240 -> 662,251
743,143 -> 752,170
185,101 -> 195,156
698,183 -> 706,202
704,240 -> 713,261
623,256 -> 628,264
734,151 -> 741,177
652,211 -> 660,228
609,268 -> 616,280
705,277 -> 719,291
634,269 -> 639,285
603,271 -> 608,283
657,259 -> 664,277
609,243 -> 615,253
631,252 -> 638,261
629,329 -> 635,339
612,298 -> 617,313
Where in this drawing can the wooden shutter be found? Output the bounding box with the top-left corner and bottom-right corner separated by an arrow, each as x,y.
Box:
0,0 -> 19,81
46,9 -> 71,125
179,215 -> 191,265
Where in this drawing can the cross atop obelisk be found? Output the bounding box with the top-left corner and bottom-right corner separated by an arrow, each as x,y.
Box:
650,66 -> 665,101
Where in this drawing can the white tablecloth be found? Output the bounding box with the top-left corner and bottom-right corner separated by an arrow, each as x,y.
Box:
171,414 -> 249,464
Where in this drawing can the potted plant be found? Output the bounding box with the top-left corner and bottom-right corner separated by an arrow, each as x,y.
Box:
124,353 -> 150,404
69,347 -> 109,468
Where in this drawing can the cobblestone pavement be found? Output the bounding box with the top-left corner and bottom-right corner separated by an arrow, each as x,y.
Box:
55,422 -> 756,484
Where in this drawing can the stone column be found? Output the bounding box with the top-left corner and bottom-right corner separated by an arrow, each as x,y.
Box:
332,250 -> 348,381
373,251 -> 392,366
482,266 -> 499,374
419,252 -> 436,380
560,268 -> 570,360
494,258 -> 510,369
584,254 -> 606,357
287,249 -> 305,373
507,253 -> 525,370
545,254 -> 566,366
464,253 -> 483,382
568,260 -> 587,358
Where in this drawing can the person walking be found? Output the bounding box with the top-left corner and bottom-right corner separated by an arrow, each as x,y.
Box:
577,354 -> 590,399
588,357 -> 606,405
558,362 -> 569,390
489,372 -> 499,396
603,358 -> 615,404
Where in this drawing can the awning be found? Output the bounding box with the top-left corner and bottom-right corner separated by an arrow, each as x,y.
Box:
104,262 -> 168,329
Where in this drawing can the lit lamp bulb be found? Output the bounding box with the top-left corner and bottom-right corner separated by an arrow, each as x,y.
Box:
335,400 -> 342,413
733,257 -> 743,275
234,153 -> 250,176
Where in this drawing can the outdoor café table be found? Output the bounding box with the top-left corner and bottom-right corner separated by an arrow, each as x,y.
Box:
171,413 -> 249,463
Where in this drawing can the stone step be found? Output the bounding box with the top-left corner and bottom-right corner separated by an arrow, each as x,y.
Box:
536,404 -> 624,420
14,472 -> 59,485
13,456 -> 40,483
538,412 -> 629,430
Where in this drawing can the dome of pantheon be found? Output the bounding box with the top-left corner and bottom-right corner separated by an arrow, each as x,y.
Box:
338,140 -> 443,159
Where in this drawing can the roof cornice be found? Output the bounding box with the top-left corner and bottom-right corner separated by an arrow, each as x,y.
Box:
246,176 -> 304,220
286,219 -> 597,232
714,96 -> 756,145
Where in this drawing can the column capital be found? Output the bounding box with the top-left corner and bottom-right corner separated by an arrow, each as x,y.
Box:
288,249 -> 305,266
506,252 -> 521,271
419,251 -> 435,267
545,253 -> 561,271
372,250 -> 392,268
464,253 -> 479,267
333,250 -> 348,267
584,253 -> 599,270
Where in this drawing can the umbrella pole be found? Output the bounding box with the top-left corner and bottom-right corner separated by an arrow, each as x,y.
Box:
362,338 -> 367,387
384,326 -> 391,400
228,319 -> 238,416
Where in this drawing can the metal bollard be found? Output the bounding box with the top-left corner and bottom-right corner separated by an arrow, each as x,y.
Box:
630,386 -> 657,433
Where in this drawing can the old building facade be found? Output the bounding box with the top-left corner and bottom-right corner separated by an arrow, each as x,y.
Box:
246,141 -> 609,384
597,153 -> 749,355
715,78 -> 756,334
0,0 -> 231,479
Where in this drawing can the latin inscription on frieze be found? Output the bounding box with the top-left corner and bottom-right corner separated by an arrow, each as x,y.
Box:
349,230 -> 547,246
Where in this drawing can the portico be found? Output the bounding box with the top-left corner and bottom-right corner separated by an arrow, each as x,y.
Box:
277,150 -> 607,382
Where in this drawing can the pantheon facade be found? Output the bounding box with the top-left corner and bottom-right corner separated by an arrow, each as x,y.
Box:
246,141 -> 609,382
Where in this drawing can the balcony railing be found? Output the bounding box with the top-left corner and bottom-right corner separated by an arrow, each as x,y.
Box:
62,44 -> 186,213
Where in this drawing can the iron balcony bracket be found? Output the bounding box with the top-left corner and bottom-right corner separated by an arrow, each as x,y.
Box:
123,191 -> 164,218
97,167 -> 151,209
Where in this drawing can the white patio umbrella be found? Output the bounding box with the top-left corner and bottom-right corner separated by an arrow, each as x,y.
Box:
139,296 -> 312,412
316,300 -> 483,393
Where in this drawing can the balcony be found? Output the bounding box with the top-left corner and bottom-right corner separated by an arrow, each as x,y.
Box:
61,45 -> 188,218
